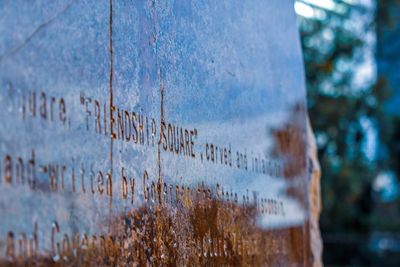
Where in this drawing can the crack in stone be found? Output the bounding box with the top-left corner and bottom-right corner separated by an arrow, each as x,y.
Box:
0,0 -> 77,63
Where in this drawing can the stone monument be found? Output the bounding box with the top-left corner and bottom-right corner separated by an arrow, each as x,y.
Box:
0,0 -> 319,265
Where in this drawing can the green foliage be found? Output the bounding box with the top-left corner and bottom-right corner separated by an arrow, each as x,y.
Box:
300,2 -> 377,229
298,0 -> 400,264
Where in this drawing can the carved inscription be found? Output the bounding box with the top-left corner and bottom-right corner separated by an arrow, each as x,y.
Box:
0,0 -> 310,265
79,92 -> 283,177
0,63 -> 296,267
4,84 -> 69,126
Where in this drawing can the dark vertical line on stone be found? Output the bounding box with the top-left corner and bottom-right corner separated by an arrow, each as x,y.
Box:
150,1 -> 163,263
108,0 -> 114,215
158,80 -> 164,206
109,0 -> 114,176
149,0 -> 163,207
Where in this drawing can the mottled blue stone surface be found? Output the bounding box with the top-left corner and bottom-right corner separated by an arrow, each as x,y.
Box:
0,0 -> 309,265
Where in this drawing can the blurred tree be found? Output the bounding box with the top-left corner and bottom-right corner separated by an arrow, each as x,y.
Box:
377,0 -> 400,175
297,0 -> 400,265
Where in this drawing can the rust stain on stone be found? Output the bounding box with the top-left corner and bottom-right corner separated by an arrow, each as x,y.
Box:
109,0 -> 114,178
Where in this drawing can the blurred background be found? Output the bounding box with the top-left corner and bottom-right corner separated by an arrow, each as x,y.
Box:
295,0 -> 400,265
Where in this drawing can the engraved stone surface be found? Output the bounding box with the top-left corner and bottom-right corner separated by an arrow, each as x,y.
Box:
0,0 -> 311,265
